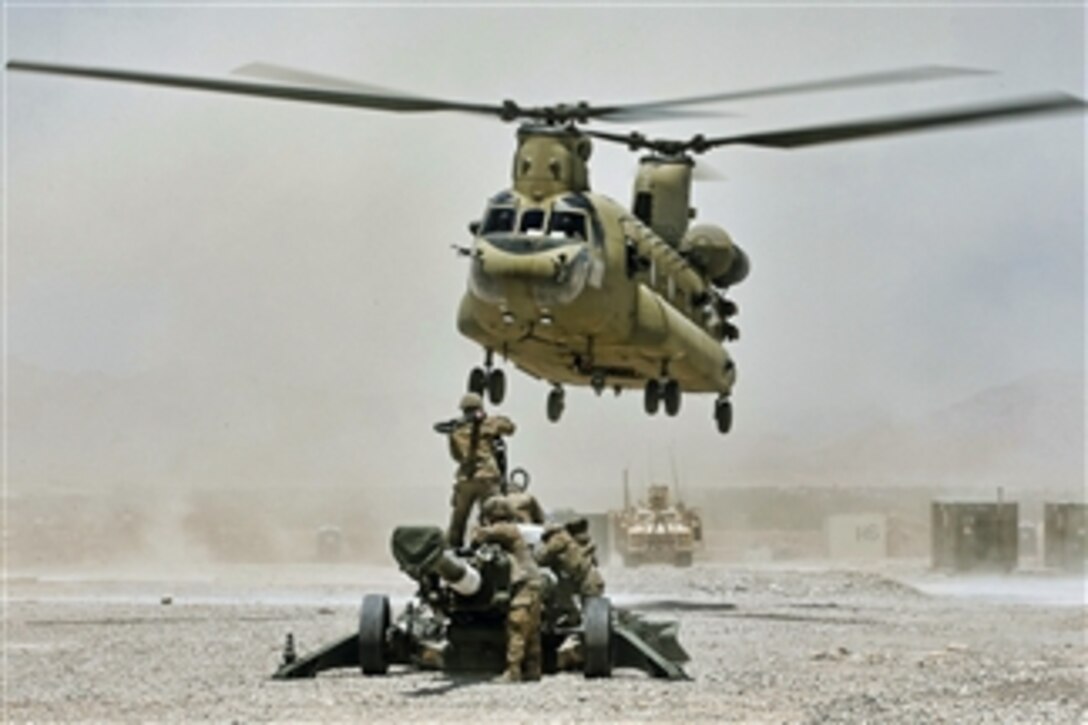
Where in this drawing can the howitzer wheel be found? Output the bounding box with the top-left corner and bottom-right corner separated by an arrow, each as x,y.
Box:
359,594 -> 391,675
583,596 -> 613,679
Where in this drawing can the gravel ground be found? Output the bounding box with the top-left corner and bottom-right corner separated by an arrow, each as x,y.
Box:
5,562 -> 1085,722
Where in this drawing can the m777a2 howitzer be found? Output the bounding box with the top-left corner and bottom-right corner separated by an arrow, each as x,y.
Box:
273,525 -> 690,680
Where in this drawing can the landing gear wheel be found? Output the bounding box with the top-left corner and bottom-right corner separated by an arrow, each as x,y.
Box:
486,369 -> 506,405
546,387 -> 565,423
359,594 -> 390,675
583,596 -> 613,679
663,379 -> 681,416
591,372 -> 606,396
467,367 -> 486,396
714,398 -> 733,434
644,379 -> 661,415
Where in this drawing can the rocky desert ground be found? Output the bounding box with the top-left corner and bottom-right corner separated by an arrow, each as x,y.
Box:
5,561 -> 1085,723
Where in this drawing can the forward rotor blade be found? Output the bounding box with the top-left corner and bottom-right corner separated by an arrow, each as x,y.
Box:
599,65 -> 989,118
702,94 -> 1086,149
232,61 -> 412,96
6,60 -> 505,117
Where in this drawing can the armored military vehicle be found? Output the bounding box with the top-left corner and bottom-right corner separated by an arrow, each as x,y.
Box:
614,483 -> 703,567
274,525 -> 689,680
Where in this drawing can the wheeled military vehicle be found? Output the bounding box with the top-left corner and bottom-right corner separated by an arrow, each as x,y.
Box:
274,525 -> 689,680
614,484 -> 703,567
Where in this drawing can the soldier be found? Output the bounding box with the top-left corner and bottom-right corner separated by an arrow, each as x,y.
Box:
505,469 -> 546,525
446,393 -> 516,548
562,517 -> 599,567
537,520 -> 605,671
537,521 -> 605,600
473,497 -> 543,683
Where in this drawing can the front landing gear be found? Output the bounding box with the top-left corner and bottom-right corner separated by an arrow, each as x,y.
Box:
714,396 -> 733,434
546,385 -> 565,423
644,378 -> 682,417
467,350 -> 506,405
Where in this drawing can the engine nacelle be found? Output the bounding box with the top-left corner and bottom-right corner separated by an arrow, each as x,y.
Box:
679,224 -> 749,289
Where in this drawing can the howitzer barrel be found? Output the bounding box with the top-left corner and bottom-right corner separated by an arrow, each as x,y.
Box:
391,526 -> 482,596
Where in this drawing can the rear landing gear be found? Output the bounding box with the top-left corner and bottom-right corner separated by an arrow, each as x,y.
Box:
546,385 -> 565,423
644,378 -> 682,417
467,350 -> 506,405
663,380 -> 681,416
644,379 -> 661,415
714,396 -> 733,434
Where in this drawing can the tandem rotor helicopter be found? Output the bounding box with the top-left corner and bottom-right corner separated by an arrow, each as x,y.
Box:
7,60 -> 1083,434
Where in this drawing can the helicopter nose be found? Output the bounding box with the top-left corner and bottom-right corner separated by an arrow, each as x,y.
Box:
476,244 -> 564,280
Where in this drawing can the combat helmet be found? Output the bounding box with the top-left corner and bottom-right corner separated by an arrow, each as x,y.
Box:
460,392 -> 484,411
541,521 -> 566,541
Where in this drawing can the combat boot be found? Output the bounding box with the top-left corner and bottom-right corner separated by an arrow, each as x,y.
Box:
556,635 -> 584,671
499,668 -> 522,683
523,655 -> 542,682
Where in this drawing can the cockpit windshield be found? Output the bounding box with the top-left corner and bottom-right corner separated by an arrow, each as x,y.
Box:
548,210 -> 587,240
481,206 -> 516,235
519,209 -> 546,234
478,197 -> 595,245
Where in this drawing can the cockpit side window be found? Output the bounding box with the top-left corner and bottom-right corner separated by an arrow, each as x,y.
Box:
481,206 -> 516,235
548,210 -> 588,241
519,209 -> 547,234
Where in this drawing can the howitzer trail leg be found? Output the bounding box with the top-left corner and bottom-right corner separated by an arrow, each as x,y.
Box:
272,633 -> 359,679
610,611 -> 690,680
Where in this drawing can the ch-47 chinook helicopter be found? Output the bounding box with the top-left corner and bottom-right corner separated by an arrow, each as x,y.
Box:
7,60 -> 1083,433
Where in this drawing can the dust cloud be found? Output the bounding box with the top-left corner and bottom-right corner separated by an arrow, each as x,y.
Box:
4,6 -> 1084,580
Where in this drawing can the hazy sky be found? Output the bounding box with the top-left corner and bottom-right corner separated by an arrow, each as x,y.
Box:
5,4 -> 1084,511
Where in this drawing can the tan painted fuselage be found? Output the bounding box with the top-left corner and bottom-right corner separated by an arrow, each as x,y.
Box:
457,190 -> 736,395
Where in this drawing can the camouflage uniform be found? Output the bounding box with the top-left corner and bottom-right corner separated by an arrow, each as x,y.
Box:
537,522 -> 605,671
564,517 -> 600,567
504,491 -> 546,525
473,501 -> 542,682
446,395 -> 516,548
536,524 -> 605,599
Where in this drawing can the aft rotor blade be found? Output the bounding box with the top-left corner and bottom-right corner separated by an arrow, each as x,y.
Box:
692,160 -> 727,182
6,60 -> 505,117
598,66 -> 989,119
702,94 -> 1086,149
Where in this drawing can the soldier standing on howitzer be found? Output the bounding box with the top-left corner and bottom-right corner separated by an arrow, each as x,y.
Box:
472,497 -> 543,683
444,392 -> 515,548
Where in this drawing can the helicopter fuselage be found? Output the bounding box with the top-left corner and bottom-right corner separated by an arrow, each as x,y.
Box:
457,188 -> 736,395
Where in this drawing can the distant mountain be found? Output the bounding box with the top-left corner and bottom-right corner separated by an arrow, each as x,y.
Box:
786,370 -> 1084,490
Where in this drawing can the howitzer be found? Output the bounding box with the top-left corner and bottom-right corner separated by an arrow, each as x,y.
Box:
273,525 -> 690,680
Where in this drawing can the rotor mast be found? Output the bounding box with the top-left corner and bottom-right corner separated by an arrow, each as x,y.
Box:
512,124 -> 593,201
632,154 -> 694,247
